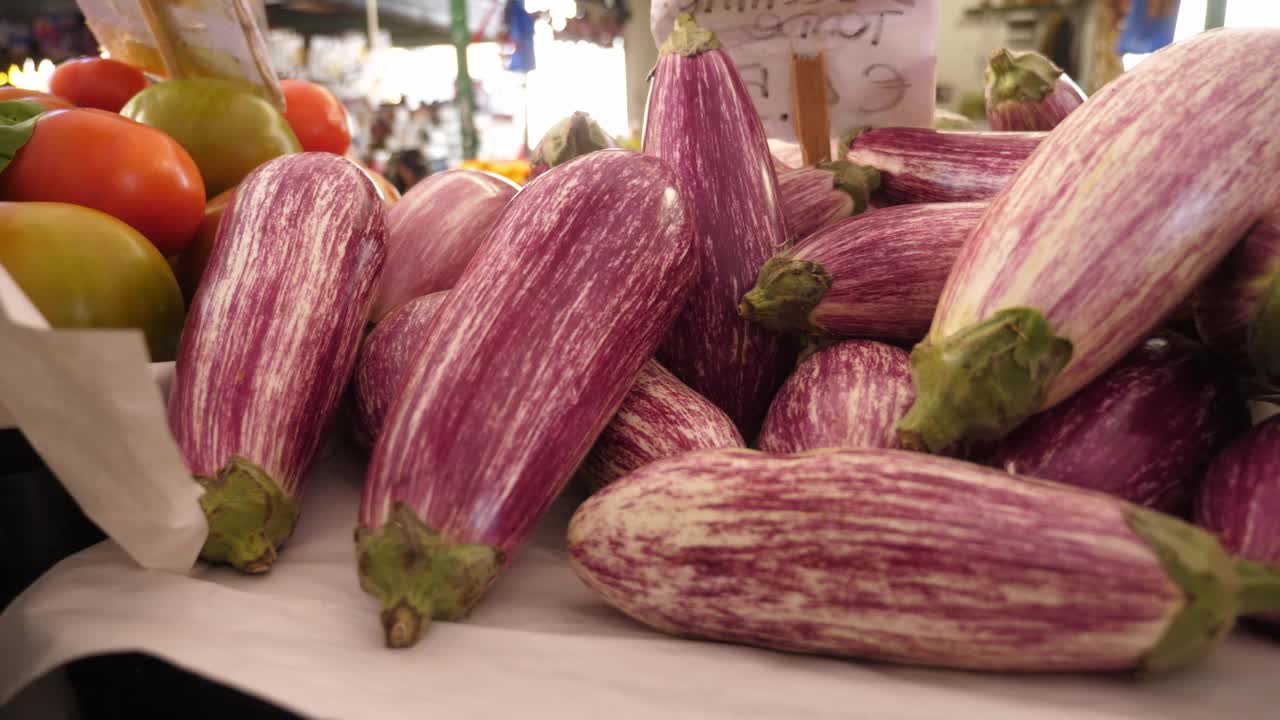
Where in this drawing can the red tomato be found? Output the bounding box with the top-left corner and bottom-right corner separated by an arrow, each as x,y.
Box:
49,57 -> 149,112
280,79 -> 351,155
0,109 -> 205,256
0,88 -> 75,110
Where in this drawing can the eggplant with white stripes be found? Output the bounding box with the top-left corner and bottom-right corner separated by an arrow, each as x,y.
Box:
644,13 -> 793,441
352,291 -> 447,448
1194,219 -> 1280,391
757,341 -> 913,454
369,169 -> 516,320
579,360 -> 744,492
983,333 -> 1247,514
897,29 -> 1280,453
569,448 -> 1280,672
357,149 -> 696,648
739,203 -> 985,342
843,128 -> 1042,205
985,48 -> 1086,132
776,161 -> 879,241
168,153 -> 386,572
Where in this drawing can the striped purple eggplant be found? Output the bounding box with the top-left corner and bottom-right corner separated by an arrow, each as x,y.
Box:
1194,219 -> 1280,390
644,14 -> 793,441
896,29 -> 1280,453
569,447 -> 1280,672
985,48 -> 1086,132
369,169 -> 516,320
739,203 -> 985,342
1196,416 -> 1280,627
357,149 -> 696,647
352,290 -> 447,448
776,161 -> 879,241
843,128 -> 1043,205
757,341 -> 913,454
168,152 -> 386,572
579,360 -> 744,492
528,111 -> 618,180
983,333 -> 1246,514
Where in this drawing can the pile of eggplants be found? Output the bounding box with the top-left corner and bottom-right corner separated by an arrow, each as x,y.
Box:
165,13 -> 1280,674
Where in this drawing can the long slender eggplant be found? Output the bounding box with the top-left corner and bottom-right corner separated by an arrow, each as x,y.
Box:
843,128 -> 1043,205
528,111 -> 618,180
1194,219 -> 1280,390
757,341 -> 913,454
983,333 -> 1247,514
1196,416 -> 1280,626
644,14 -> 793,441
369,169 -> 516,320
168,153 -> 386,572
569,448 -> 1280,672
985,48 -> 1086,132
897,29 -> 1280,453
352,291 -> 447,448
739,203 -> 985,342
579,361 -> 744,492
358,149 -> 696,647
776,161 -> 879,241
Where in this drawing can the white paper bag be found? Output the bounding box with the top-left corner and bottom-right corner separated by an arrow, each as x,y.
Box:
651,0 -> 939,143
0,265 -> 205,574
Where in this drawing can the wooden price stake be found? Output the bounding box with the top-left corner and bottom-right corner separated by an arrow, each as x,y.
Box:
790,52 -> 831,166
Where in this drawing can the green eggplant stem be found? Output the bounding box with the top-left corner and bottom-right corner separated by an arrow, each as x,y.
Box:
985,48 -> 1064,105
895,308 -> 1072,453
355,503 -> 502,649
661,14 -> 720,57
1126,508 -> 1239,674
817,160 -> 881,215
1233,558 -> 1280,616
737,255 -> 833,335
196,456 -> 299,573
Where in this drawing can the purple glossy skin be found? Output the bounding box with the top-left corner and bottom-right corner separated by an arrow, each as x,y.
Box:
169,153 -> 386,497
579,360 -> 744,493
569,448 -> 1181,672
361,150 -> 697,557
776,164 -> 855,241
983,334 -> 1246,515
988,76 -> 1086,132
370,169 -> 516,320
757,341 -> 913,454
795,203 -> 985,341
352,291 -> 447,448
644,25 -> 793,442
844,129 -> 1042,205
1196,417 -> 1280,627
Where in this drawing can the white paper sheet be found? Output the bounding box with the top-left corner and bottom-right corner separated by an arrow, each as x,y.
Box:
0,266 -> 205,574
651,0 -> 938,143
2,441 -> 1277,719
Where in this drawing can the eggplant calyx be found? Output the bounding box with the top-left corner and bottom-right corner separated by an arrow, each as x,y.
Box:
196,456 -> 299,573
661,13 -> 721,57
985,48 -> 1063,105
1126,508 -> 1239,674
1232,558 -> 1280,616
531,112 -> 616,176
817,160 -> 881,215
737,255 -> 833,335
355,503 -> 502,649
896,307 -> 1071,453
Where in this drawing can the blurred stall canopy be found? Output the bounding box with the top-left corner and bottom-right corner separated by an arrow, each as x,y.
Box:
265,0 -> 504,45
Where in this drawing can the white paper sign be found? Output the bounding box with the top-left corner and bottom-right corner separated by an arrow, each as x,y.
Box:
651,0 -> 939,143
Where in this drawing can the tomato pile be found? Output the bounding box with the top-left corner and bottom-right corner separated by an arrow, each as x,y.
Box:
0,59 -> 376,361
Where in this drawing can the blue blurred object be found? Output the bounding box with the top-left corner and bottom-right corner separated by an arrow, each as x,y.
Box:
504,0 -> 536,73
1117,0 -> 1181,55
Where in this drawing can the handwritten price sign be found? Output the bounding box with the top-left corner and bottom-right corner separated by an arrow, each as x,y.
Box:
651,0 -> 938,142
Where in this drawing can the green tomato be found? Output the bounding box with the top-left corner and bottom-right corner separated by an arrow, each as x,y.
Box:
0,201 -> 185,361
121,78 -> 301,198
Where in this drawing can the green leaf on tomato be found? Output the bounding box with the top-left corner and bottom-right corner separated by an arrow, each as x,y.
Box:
0,100 -> 46,175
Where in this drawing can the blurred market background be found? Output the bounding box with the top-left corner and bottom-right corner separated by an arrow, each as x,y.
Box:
1,0 -> 1277,193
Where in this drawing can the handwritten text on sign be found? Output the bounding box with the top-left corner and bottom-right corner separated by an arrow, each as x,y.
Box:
651,0 -> 939,143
